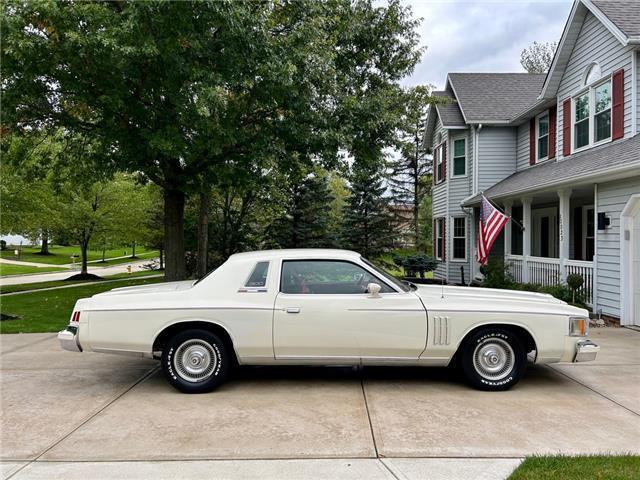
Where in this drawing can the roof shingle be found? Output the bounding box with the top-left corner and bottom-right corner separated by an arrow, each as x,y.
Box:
591,0 -> 640,38
448,73 -> 546,123
432,91 -> 465,127
463,134 -> 640,205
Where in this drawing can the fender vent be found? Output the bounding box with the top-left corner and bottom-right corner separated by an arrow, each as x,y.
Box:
433,316 -> 450,345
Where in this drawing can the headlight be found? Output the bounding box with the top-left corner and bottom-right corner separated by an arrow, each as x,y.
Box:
569,317 -> 588,336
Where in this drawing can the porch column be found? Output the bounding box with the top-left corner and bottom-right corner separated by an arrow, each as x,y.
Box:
522,196 -> 532,283
558,188 -> 572,283
503,200 -> 513,256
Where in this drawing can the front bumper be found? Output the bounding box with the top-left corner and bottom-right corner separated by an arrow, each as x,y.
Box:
573,339 -> 599,362
58,325 -> 82,352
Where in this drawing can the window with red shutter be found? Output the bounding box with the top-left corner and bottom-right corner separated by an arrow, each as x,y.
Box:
612,69 -> 624,140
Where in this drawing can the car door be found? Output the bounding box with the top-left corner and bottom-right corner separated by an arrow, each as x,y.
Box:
273,259 -> 427,362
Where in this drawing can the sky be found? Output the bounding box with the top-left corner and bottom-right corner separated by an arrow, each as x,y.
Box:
403,0 -> 573,89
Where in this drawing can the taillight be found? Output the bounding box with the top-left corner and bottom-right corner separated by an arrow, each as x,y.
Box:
71,311 -> 81,323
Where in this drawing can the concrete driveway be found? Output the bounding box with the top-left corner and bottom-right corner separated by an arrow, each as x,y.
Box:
1,328 -> 638,479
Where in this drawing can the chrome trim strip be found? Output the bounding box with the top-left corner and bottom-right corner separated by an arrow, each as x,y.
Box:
86,306 -> 275,312
427,309 -> 571,317
346,308 -> 425,312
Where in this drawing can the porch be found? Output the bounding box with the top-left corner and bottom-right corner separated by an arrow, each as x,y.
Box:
479,185 -> 597,306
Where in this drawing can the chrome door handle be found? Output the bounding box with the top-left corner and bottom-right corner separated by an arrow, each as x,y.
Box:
286,307 -> 300,314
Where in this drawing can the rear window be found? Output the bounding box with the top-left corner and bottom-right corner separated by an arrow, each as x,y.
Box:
245,261 -> 269,287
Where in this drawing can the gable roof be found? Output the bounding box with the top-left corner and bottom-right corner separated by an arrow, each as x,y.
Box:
462,134 -> 640,205
539,0 -> 640,100
447,73 -> 546,123
433,91 -> 465,128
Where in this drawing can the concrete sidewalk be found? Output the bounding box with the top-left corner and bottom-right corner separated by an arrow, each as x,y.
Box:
0,259 -> 158,287
1,328 -> 638,479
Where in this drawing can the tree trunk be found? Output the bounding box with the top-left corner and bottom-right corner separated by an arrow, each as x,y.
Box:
80,241 -> 89,276
164,188 -> 186,281
196,190 -> 210,278
40,230 -> 49,255
102,245 -> 106,262
131,241 -> 136,258
159,248 -> 164,270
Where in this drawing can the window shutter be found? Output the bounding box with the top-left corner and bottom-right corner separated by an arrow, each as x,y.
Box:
562,99 -> 571,156
442,142 -> 447,181
529,118 -> 536,165
433,218 -> 436,257
548,106 -> 557,159
612,68 -> 624,140
442,218 -> 446,261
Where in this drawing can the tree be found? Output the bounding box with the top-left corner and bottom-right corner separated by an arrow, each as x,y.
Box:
342,163 -> 395,257
388,86 -> 433,248
267,168 -> 336,249
520,41 -> 557,73
2,0 -> 423,280
58,174 -> 151,277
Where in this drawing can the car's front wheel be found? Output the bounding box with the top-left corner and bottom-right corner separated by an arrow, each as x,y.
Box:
161,329 -> 231,393
460,327 -> 526,391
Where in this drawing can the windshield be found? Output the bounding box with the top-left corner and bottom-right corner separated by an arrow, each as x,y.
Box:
361,257 -> 411,292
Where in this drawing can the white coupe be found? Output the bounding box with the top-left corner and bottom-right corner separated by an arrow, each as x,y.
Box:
59,249 -> 599,393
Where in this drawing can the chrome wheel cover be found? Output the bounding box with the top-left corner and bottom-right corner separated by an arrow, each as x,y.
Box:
472,338 -> 515,381
174,339 -> 217,383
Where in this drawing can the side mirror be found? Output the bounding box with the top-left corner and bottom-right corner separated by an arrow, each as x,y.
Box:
367,282 -> 381,298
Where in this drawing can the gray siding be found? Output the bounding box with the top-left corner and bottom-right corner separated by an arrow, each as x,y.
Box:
636,50 -> 639,135
431,115 -> 448,281
596,176 -> 640,318
516,122 -> 530,171
557,11 -> 634,160
447,129 -> 472,284
477,127 -> 517,191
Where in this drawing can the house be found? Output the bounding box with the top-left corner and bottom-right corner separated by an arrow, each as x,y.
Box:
424,0 -> 640,326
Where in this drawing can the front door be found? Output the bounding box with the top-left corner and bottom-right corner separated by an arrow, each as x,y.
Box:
273,259 -> 427,361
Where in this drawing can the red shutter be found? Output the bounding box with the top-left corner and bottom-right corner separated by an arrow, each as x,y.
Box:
433,218 -> 436,257
442,142 -> 447,182
529,118 -> 536,165
612,68 -> 624,140
548,106 -> 557,159
562,99 -> 571,156
441,218 -> 446,261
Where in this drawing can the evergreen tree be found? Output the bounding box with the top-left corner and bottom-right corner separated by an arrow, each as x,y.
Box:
388,86 -> 433,248
342,164 -> 395,257
268,171 -> 335,249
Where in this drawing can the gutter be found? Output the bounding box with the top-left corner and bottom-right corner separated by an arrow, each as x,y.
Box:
473,123 -> 483,194
462,161 -> 640,207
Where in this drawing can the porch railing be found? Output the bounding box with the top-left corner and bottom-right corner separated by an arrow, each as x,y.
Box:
504,254 -> 593,306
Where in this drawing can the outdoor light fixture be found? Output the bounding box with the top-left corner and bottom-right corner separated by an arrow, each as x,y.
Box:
597,212 -> 610,231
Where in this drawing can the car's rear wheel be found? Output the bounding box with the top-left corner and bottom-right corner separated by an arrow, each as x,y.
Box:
460,327 -> 526,391
161,329 -> 231,393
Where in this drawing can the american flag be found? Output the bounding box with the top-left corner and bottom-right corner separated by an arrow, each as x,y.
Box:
477,196 -> 509,265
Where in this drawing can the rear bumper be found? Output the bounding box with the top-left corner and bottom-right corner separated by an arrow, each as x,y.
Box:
573,339 -> 599,362
58,325 -> 82,352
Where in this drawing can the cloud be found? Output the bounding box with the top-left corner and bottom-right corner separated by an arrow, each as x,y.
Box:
402,0 -> 573,88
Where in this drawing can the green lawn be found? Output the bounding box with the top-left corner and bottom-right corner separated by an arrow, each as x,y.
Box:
509,455 -> 640,480
0,276 -> 165,334
0,263 -> 66,277
1,270 -> 163,294
0,245 -> 158,265
88,250 -> 159,267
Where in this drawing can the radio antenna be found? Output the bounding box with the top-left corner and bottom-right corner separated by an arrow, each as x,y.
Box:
441,276 -> 445,299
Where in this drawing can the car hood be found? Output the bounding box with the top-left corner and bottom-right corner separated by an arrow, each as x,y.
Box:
93,280 -> 195,297
414,284 -> 586,316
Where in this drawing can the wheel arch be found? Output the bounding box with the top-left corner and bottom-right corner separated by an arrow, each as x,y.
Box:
152,320 -> 239,364
449,322 -> 538,366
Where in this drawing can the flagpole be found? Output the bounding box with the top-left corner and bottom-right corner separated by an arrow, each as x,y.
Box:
481,193 -> 525,231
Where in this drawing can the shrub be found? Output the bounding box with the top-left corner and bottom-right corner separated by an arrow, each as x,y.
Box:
480,258 -> 514,289
402,254 -> 437,279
